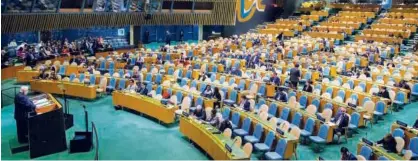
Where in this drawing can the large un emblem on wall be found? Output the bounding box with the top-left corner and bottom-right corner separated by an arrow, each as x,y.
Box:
236,0 -> 266,22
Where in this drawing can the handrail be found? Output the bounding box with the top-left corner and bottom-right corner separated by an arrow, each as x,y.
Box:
1,86 -> 21,108
92,122 -> 99,160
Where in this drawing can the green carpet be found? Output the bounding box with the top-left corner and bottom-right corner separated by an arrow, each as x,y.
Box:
2,79 -> 417,160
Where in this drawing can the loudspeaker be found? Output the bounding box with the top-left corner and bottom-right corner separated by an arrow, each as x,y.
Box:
70,132 -> 92,153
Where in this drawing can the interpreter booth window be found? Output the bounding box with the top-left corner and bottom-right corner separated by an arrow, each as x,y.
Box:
60,0 -> 83,12
83,0 -> 95,12
161,0 -> 171,12
172,1 -> 192,13
31,0 -> 58,12
193,2 -> 213,13
4,0 -> 34,13
129,0 -> 145,12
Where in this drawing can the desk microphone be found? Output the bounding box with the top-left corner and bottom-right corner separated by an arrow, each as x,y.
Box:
225,137 -> 237,159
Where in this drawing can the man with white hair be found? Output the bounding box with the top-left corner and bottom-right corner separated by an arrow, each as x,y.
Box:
14,86 -> 36,143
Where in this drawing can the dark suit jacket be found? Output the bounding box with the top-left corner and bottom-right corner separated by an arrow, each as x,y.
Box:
193,109 -> 206,120
275,92 -> 288,102
290,68 -> 301,82
270,76 -> 281,86
413,119 -> 418,129
243,100 -> 251,111
303,85 -> 313,92
377,137 -> 397,153
14,93 -> 36,120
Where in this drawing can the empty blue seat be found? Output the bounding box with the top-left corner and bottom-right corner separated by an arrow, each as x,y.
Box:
106,77 -> 117,92
348,112 -> 360,135
276,107 -> 290,125
359,145 -> 373,160
392,128 -> 404,138
89,75 -> 96,86
300,118 -> 315,143
222,108 -> 231,120
244,123 -> 263,144
233,117 -> 251,137
290,112 -> 302,129
299,95 -> 308,108
265,139 -> 287,160
309,124 -> 329,152
58,65 -> 66,75
254,131 -> 275,152
267,103 -> 277,119
231,112 -> 240,129
224,90 -> 237,106
117,79 -> 126,90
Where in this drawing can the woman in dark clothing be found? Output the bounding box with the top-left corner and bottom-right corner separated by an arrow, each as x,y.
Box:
213,87 -> 222,109
377,134 -> 397,153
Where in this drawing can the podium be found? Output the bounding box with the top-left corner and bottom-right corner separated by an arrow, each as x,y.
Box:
27,94 -> 67,158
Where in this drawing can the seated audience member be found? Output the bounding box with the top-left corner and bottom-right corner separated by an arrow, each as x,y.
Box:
213,87 -> 222,109
136,83 -> 148,96
303,80 -> 313,93
376,134 -> 397,153
209,112 -> 223,129
340,147 -> 357,161
270,72 -> 281,86
274,88 -> 288,102
49,70 -> 59,80
123,70 -> 131,79
202,85 -> 214,98
398,80 -> 411,99
333,107 -> 350,135
125,79 -> 137,92
192,105 -> 206,120
378,86 -> 391,102
238,95 -> 251,111
198,72 -> 208,81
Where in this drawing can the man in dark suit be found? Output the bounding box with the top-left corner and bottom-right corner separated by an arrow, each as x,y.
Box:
274,88 -> 288,102
303,80 -> 313,93
289,64 -> 301,89
333,107 -> 350,135
192,105 -> 206,120
239,95 -> 251,112
14,86 -> 36,143
270,72 -> 281,86
136,83 -> 148,96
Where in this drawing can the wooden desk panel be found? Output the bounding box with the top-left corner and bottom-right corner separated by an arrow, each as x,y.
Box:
30,80 -> 96,99
113,91 -> 176,124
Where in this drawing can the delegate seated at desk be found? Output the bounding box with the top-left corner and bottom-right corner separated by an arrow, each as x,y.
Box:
136,83 -> 148,96
14,86 -> 36,144
376,134 -> 397,153
303,80 -> 313,93
270,72 -> 281,86
202,85 -> 214,98
38,66 -> 49,79
238,95 -> 251,112
192,105 -> 207,121
332,107 -> 350,135
274,88 -> 288,102
213,87 -> 222,109
125,79 -> 137,92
